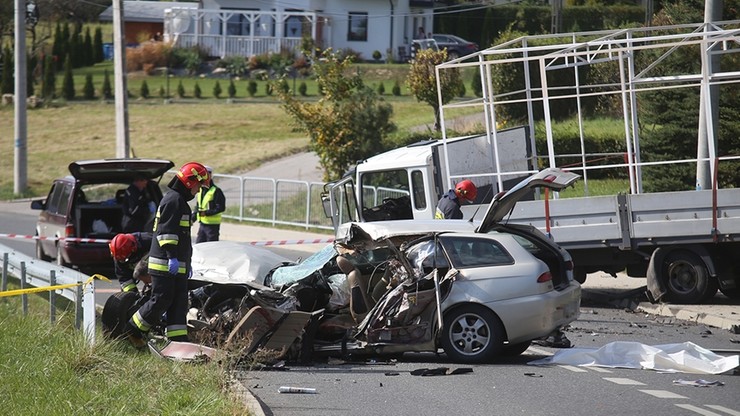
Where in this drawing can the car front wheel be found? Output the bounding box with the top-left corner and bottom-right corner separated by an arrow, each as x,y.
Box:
440,304 -> 504,363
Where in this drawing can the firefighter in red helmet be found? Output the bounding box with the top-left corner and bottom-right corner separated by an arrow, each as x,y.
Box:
109,232 -> 153,293
435,179 -> 477,219
127,162 -> 209,347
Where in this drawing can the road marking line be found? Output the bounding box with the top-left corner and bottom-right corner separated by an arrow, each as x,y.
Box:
675,404 -> 723,416
559,365 -> 588,373
639,390 -> 687,399
588,366 -> 612,373
527,346 -> 553,356
603,377 -> 645,385
704,405 -> 740,416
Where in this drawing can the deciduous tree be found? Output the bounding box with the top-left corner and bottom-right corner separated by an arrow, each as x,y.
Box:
406,48 -> 463,131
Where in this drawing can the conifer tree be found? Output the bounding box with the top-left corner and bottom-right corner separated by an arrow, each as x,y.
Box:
83,27 -> 94,67
83,74 -> 95,99
93,27 -> 104,63
213,80 -> 222,98
42,55 -> 56,99
0,46 -> 13,94
102,69 -> 113,99
247,80 -> 257,97
177,80 -> 185,98
193,82 -> 201,98
140,80 -> 150,98
62,54 -> 75,100
227,79 -> 236,98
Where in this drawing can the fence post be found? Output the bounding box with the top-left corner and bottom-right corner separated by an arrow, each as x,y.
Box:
304,182 -> 311,229
2,252 -> 7,291
21,262 -> 28,315
75,277 -> 83,330
240,177 -> 245,219
49,270 -> 56,324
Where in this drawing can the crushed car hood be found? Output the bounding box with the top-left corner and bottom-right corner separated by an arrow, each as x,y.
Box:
191,241 -> 292,285
477,168 -> 580,233
68,159 -> 174,183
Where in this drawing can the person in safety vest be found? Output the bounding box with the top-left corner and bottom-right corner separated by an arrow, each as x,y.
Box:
109,232 -> 152,293
435,179 -> 477,219
193,166 -> 225,243
126,162 -> 209,348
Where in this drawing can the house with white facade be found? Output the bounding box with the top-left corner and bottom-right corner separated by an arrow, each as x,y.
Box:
163,0 -> 434,62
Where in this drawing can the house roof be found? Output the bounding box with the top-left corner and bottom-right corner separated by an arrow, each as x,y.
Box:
99,1 -> 197,23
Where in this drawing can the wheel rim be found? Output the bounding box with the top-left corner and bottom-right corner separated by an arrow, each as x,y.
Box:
666,259 -> 698,295
448,312 -> 490,356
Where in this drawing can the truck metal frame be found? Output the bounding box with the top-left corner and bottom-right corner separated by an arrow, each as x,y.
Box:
324,21 -> 740,304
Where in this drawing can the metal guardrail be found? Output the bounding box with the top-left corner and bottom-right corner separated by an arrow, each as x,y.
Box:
0,243 -> 96,344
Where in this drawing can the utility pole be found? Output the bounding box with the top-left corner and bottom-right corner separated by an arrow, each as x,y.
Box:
112,0 -> 130,158
14,0 -> 28,195
696,0 -> 722,190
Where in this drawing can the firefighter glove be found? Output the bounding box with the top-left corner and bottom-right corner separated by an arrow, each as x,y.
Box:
167,258 -> 179,275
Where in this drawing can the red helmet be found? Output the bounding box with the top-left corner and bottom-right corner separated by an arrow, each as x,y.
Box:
176,162 -> 209,189
109,233 -> 137,262
455,179 -> 477,202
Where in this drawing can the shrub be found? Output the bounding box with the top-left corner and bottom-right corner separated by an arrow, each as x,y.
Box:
278,79 -> 289,94
228,79 -> 236,98
159,85 -> 165,98
372,50 -> 382,61
392,80 -> 401,96
61,55 -> 75,100
102,69 -> 112,99
126,42 -> 171,73
247,80 -> 257,97
298,81 -> 307,96
265,82 -> 273,96
83,74 -> 95,99
377,82 -> 385,95
248,54 -> 270,70
140,80 -> 149,98
177,80 -> 185,98
213,80 -> 222,98
217,56 -> 249,77
193,82 -> 201,99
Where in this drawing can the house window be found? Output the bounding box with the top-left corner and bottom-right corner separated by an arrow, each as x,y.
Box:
223,10 -> 254,36
347,12 -> 368,42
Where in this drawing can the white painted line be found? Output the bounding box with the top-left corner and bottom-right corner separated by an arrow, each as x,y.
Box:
588,366 -> 612,373
527,346 -> 553,356
675,404 -> 723,416
559,365 -> 588,373
705,405 -> 740,416
603,377 -> 645,385
639,390 -> 688,399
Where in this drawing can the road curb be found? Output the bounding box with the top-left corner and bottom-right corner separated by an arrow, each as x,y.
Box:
637,302 -> 740,334
230,377 -> 266,416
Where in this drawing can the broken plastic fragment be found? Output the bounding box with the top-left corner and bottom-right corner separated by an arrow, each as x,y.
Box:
278,386 -> 317,394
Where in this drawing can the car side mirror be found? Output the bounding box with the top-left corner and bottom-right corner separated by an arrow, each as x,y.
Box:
31,199 -> 45,210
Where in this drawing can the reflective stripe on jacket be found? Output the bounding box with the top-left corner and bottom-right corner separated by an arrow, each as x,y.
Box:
196,185 -> 223,225
148,188 -> 193,276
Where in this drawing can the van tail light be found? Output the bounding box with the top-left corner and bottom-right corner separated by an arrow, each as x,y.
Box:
565,260 -> 574,271
64,224 -> 75,238
537,271 -> 553,283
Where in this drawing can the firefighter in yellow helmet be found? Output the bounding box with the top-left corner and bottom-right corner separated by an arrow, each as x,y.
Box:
127,162 -> 209,347
193,166 -> 226,243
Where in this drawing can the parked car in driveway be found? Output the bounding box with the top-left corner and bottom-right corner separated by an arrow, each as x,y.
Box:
103,168 -> 582,364
30,159 -> 174,269
431,34 -> 479,59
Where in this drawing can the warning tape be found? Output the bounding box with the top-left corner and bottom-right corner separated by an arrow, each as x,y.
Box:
248,238 -> 334,247
0,274 -> 111,298
0,233 -> 334,246
0,233 -> 110,244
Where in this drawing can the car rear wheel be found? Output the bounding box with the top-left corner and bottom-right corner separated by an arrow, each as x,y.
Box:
663,250 -> 716,304
35,236 -> 51,262
440,304 -> 504,363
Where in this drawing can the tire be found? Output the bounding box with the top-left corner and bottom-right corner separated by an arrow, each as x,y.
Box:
101,291 -> 142,339
663,250 -> 715,304
501,340 -> 532,357
574,268 -> 587,284
35,237 -> 51,262
440,304 -> 504,364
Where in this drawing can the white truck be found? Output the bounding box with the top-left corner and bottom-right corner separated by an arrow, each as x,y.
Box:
322,22 -> 740,304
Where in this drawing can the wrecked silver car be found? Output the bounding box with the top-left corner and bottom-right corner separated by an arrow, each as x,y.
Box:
102,168 -> 582,364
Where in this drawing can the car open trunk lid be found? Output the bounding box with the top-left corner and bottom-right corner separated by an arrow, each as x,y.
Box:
477,168 -> 580,234
68,159 -> 174,183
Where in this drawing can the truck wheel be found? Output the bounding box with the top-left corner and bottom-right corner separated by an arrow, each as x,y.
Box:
573,268 -> 587,284
719,287 -> 740,300
440,304 -> 504,363
663,250 -> 715,304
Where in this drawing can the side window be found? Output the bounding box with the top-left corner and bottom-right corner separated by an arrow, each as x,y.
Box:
45,183 -> 63,214
56,184 -> 73,216
410,170 -> 426,210
360,169 -> 409,210
443,237 -> 514,268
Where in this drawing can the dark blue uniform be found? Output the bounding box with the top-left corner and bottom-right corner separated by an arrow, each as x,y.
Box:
435,190 -> 463,219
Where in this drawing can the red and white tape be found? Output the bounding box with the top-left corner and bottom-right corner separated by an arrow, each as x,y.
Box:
248,238 -> 334,247
0,233 -> 110,244
0,233 -> 334,246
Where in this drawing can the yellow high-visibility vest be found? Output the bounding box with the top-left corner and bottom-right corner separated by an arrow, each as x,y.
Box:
197,186 -> 222,225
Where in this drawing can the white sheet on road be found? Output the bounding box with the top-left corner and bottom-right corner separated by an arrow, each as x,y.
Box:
528,341 -> 739,374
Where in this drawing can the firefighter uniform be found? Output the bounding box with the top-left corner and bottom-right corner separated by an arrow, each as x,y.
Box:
113,232 -> 152,292
130,176 -> 198,342
435,190 -> 463,219
194,179 -> 225,243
